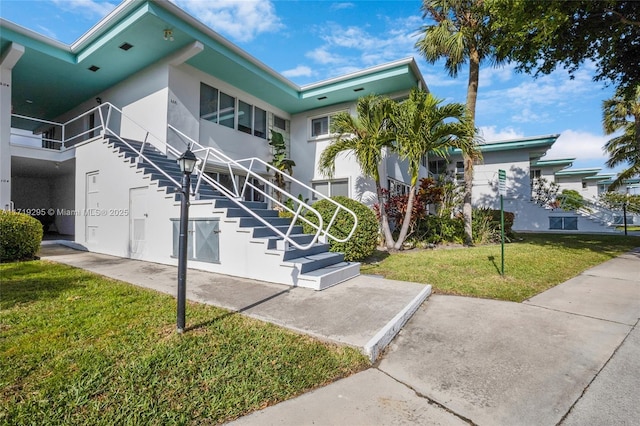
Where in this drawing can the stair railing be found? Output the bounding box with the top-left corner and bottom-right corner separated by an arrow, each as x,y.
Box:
168,124 -> 358,246
10,102 -> 358,250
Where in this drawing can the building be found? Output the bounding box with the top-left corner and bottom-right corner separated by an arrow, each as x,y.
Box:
1,0 -> 427,289
1,1 -> 628,289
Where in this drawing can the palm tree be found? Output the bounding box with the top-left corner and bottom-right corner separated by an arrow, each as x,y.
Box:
416,0 -> 498,245
268,130 -> 296,203
318,94 -> 396,246
602,85 -> 640,190
390,89 -> 478,249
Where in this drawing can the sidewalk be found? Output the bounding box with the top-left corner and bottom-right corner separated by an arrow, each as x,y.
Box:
40,245 -> 640,425
230,248 -> 640,426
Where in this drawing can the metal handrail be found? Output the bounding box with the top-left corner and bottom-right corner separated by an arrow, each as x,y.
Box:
9,102 -> 358,250
168,124 -> 359,245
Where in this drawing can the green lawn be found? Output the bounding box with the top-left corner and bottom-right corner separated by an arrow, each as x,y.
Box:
361,233 -> 640,302
0,261 -> 368,425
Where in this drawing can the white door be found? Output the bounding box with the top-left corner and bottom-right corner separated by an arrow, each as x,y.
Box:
85,172 -> 99,243
129,187 -> 148,257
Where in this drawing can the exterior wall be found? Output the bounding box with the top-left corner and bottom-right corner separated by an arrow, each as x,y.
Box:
74,139 -> 177,259
445,149 -> 532,210
555,175 -> 599,200
54,61 -> 170,151
169,63 -> 286,163
290,102 -> 370,203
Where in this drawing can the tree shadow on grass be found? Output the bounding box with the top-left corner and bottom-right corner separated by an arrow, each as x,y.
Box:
0,261 -> 86,310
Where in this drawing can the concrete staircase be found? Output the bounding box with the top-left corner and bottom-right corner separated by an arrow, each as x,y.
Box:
106,136 -> 360,290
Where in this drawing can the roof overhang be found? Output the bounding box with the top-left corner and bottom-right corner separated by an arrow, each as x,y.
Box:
555,168 -> 601,177
1,0 -> 425,121
450,134 -> 559,159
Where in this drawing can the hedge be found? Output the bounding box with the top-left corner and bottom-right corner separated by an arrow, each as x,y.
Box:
0,210 -> 43,261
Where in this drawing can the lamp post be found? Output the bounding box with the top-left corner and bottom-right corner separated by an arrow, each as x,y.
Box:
176,147 -> 198,333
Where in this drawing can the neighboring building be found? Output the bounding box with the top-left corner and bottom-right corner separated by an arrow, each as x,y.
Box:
430,135 -> 628,233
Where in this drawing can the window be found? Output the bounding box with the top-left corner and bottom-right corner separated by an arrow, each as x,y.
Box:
455,161 -> 464,183
581,181 -> 588,189
312,179 -> 349,200
199,82 -> 271,140
388,178 -> 410,196
219,92 -> 235,128
238,100 -> 252,134
549,216 -> 578,230
274,115 -> 287,131
311,116 -> 329,137
530,169 -> 541,181
254,107 -> 267,138
428,158 -> 447,176
200,83 -> 219,122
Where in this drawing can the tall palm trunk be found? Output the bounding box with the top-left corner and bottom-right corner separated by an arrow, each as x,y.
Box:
463,48 -> 480,245
393,181 -> 417,250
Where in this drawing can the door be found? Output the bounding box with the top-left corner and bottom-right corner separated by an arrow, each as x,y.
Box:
85,172 -> 99,243
129,187 -> 148,257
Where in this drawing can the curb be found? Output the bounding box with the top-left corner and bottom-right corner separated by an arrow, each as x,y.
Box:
364,284 -> 432,362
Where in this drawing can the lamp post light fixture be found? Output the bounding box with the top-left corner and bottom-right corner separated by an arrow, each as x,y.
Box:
176,147 -> 198,333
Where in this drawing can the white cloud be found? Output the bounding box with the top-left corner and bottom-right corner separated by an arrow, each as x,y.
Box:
330,2 -> 355,11
303,15 -> 421,75
51,0 -> 117,19
478,126 -> 524,143
281,65 -> 313,79
305,46 -> 344,65
544,130 -> 608,162
173,0 -> 283,42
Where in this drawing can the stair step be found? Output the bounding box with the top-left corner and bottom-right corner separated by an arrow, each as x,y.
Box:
252,225 -> 303,238
238,217 -> 292,228
260,233 -> 316,249
284,251 -> 345,274
297,262 -> 361,291
223,208 -> 280,218
214,198 -> 268,210
280,242 -> 331,261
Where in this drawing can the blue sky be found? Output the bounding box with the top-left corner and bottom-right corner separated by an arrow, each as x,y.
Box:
1,0 -> 619,173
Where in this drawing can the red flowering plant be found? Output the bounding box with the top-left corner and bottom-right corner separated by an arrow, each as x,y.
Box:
374,177 -> 444,236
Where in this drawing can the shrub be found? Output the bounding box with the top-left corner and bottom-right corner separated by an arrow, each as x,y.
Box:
0,211 -> 43,261
557,189 -> 585,211
415,215 -> 464,244
303,196 -> 378,262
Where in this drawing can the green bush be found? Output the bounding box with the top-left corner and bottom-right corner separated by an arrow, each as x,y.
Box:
416,215 -> 464,244
0,211 -> 43,261
303,196 -> 378,262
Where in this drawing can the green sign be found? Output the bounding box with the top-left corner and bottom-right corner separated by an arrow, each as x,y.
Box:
498,169 -> 506,196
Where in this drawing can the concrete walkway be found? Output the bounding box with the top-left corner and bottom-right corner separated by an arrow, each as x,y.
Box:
40,244 -> 640,425
229,248 -> 640,426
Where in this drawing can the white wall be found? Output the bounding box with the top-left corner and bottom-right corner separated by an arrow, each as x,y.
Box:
74,139 -> 177,258
53,61 -> 170,151
555,176 -> 599,200
290,102 -> 384,204
169,63 -> 285,162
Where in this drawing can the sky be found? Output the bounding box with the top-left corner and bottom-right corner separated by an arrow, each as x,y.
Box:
0,0 -> 621,174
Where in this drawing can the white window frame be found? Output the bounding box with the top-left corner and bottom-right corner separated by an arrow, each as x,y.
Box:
308,112 -> 344,140
311,178 -> 349,200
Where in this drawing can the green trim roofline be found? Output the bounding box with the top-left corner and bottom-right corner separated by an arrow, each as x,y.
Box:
1,0 -> 426,120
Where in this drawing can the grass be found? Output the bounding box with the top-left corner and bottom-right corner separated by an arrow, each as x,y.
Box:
0,261 -> 368,425
361,233 -> 640,302
616,225 -> 640,231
